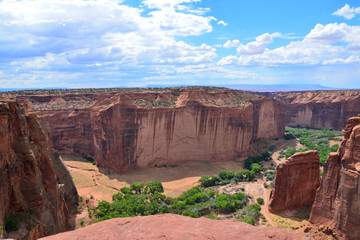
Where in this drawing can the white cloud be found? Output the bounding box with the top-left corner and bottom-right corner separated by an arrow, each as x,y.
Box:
142,0 -> 200,9
217,20 -> 228,26
219,23 -> 360,67
0,0 -> 217,69
237,33 -> 274,55
333,4 -> 360,20
223,39 -> 241,48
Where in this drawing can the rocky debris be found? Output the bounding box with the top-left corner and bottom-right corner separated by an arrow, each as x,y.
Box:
310,114 -> 360,240
11,88 -> 285,174
0,99 -> 77,239
41,214 -> 311,240
261,90 -> 360,130
269,150 -> 320,212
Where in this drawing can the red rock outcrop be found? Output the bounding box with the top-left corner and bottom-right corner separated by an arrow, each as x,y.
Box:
4,88 -> 285,174
261,90 -> 360,130
269,150 -> 320,212
41,214 -> 311,240
0,99 -> 77,239
309,115 -> 360,240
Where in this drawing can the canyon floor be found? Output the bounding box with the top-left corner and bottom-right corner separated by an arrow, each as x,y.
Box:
65,136 -> 342,238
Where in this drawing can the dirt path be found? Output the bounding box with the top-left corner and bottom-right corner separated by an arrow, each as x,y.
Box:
258,178 -> 275,227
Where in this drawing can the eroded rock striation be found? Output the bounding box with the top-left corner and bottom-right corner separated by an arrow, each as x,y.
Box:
3,88 -> 285,173
41,214 -> 311,240
0,99 -> 77,239
310,115 -> 360,240
269,150 -> 320,213
261,90 -> 360,130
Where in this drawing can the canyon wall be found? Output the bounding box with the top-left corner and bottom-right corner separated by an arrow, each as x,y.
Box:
268,150 -> 320,212
261,90 -> 360,130
3,88 -> 285,173
0,99 -> 77,239
91,92 -> 284,173
309,114 -> 360,240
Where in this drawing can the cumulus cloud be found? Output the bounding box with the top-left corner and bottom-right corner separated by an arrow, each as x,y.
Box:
333,4 -> 360,20
0,0 -> 217,71
223,39 -> 241,48
218,23 -> 360,67
236,33 -> 273,55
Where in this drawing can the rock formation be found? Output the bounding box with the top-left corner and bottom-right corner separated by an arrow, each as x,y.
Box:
2,88 -> 285,173
41,214 -> 311,240
261,90 -> 360,130
309,115 -> 360,240
269,150 -> 320,212
0,99 -> 77,239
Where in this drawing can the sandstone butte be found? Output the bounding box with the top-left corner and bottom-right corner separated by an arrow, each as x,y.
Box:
1,87 -> 285,173
310,114 -> 360,240
0,99 -> 78,239
268,150 -> 320,213
261,90 -> 360,130
41,214 -> 311,240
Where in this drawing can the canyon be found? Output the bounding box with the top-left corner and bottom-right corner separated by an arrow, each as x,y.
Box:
0,99 -> 77,239
2,87 -> 285,173
262,90 -> 360,130
309,114 -> 360,240
1,87 -> 360,240
269,150 -> 320,213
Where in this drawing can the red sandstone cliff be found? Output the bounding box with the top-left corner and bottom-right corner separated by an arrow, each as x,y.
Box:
41,214 -> 311,240
4,88 -> 285,174
0,99 -> 77,239
309,115 -> 360,240
261,90 -> 360,130
91,91 -> 285,172
269,150 -> 320,212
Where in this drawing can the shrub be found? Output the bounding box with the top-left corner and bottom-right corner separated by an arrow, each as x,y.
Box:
130,182 -> 144,194
219,170 -> 235,180
256,198 -> 264,205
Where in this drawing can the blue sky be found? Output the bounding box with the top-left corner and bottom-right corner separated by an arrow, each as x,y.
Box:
0,0 -> 359,89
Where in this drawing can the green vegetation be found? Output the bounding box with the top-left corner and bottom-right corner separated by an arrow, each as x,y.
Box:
264,170 -> 275,181
4,211 -> 35,232
199,165 -> 265,188
237,204 -> 262,225
282,127 -> 343,165
82,154 -> 96,165
244,152 -> 271,170
256,198 -> 264,205
94,180 -> 263,225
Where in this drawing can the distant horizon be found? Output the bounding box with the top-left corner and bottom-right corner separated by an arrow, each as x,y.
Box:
1,84 -> 360,93
0,1 -> 359,89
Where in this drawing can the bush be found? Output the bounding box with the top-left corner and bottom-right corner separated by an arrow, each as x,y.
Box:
256,198 -> 264,205
219,170 -> 235,180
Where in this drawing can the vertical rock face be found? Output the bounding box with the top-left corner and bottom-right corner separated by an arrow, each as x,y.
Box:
0,99 -> 77,239
89,91 -> 284,173
310,115 -> 360,240
268,150 -> 320,213
261,90 -> 360,130
7,88 -> 284,174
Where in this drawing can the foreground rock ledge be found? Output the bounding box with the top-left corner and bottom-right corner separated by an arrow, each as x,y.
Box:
41,214 -> 311,240
269,150 -> 320,213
